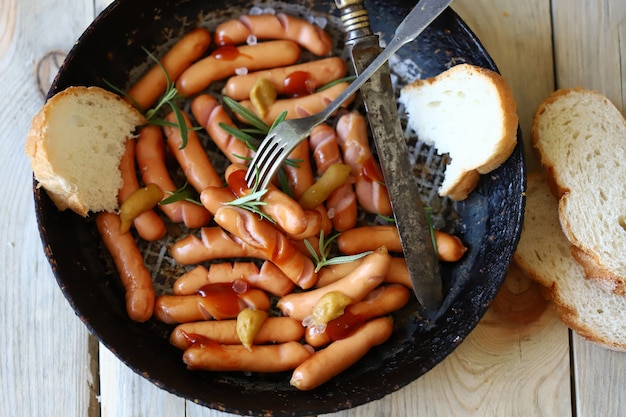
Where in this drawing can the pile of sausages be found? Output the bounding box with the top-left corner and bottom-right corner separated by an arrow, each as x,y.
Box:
95,10 -> 466,391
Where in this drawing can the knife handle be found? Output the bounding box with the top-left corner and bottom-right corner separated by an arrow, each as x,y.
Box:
334,0 -> 373,40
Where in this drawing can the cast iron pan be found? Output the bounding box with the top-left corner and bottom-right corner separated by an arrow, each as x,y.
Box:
34,0 -> 526,415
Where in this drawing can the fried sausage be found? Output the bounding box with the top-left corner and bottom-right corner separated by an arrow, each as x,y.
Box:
135,125 -> 211,228
277,246 -> 390,321
154,288 -> 270,324
191,94 -> 253,164
162,110 -> 222,193
173,261 -> 294,297
169,227 -> 261,265
309,124 -> 358,231
337,225 -> 467,262
305,284 -> 410,347
222,57 -> 347,100
236,82 -> 354,125
170,316 -> 304,349
183,341 -> 313,373
215,13 -> 333,56
290,316 -> 393,390
127,27 -> 211,111
96,212 -> 155,322
335,111 -> 392,216
117,139 -> 167,241
213,206 -> 318,289
176,40 -> 301,96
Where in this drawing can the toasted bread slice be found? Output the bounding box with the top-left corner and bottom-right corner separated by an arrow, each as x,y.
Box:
532,88 -> 626,293
25,86 -> 145,217
398,63 -> 518,200
514,173 -> 626,351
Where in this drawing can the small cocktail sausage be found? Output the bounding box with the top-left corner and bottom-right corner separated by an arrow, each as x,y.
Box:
96,212 -> 155,322
176,40 -> 302,96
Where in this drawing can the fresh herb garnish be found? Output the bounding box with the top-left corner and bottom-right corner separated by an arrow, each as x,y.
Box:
224,172 -> 275,223
140,47 -> 194,150
316,75 -> 356,92
106,47 -> 194,150
304,230 -> 372,273
158,182 -> 202,206
221,97 -> 299,190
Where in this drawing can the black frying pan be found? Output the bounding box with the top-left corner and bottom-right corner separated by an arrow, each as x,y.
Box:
34,0 -> 525,415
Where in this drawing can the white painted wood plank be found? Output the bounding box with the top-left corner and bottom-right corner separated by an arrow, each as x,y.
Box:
551,2 -> 626,417
0,1 -> 97,417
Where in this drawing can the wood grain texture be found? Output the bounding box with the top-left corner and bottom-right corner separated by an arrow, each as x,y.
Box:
551,2 -> 626,417
552,0 -> 626,112
0,1 -> 97,417
3,0 -> 626,416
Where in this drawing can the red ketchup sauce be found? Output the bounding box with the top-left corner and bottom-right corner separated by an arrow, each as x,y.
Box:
226,169 -> 249,197
360,157 -> 385,184
211,45 -> 251,60
196,280 -> 249,319
180,331 -> 217,348
283,71 -> 315,97
324,311 -> 366,341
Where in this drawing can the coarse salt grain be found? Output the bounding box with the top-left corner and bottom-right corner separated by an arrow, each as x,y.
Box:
314,16 -> 328,29
235,67 -> 248,76
246,34 -> 258,45
249,6 -> 263,15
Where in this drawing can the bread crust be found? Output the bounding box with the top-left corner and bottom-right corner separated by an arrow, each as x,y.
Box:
25,86 -> 145,217
514,173 -> 626,351
399,64 -> 518,200
532,87 -> 626,291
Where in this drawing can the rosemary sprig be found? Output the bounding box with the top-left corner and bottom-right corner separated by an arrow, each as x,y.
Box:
221,97 -> 299,188
316,75 -> 356,92
304,230 -> 372,273
224,172 -> 275,223
158,182 -> 202,206
222,96 -> 270,133
140,47 -> 192,150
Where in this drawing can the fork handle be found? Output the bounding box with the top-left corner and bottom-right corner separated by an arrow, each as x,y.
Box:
314,0 -> 453,126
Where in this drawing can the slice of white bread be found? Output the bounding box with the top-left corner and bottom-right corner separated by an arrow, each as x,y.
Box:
398,63 -> 518,200
25,86 -> 145,217
532,88 -> 626,294
514,173 -> 626,351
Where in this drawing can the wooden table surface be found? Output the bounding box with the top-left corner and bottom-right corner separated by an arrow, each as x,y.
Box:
2,0 -> 625,416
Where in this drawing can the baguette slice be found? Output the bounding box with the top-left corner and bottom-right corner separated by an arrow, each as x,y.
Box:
514,173 -> 626,351
532,88 -> 626,293
25,86 -> 146,217
398,63 -> 518,200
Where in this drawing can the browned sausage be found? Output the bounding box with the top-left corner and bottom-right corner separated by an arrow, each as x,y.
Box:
290,316 -> 394,390
127,27 -> 211,111
117,139 -> 167,241
135,125 -> 211,228
96,212 -> 155,322
236,82 -> 354,125
213,206 -> 318,289
335,111 -> 392,216
277,246 -> 390,321
162,110 -> 222,193
305,284 -> 410,347
170,316 -> 305,349
215,13 -> 333,56
183,341 -> 313,373
176,40 -> 302,96
191,94 -> 254,164
222,57 -> 347,100
154,287 -> 270,324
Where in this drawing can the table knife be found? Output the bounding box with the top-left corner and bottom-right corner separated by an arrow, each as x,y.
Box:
334,0 -> 451,313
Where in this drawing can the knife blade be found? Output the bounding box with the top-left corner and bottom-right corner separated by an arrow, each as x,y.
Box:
334,0 -> 451,313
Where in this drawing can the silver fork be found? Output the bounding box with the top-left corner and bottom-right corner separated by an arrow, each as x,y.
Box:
245,0 -> 449,189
